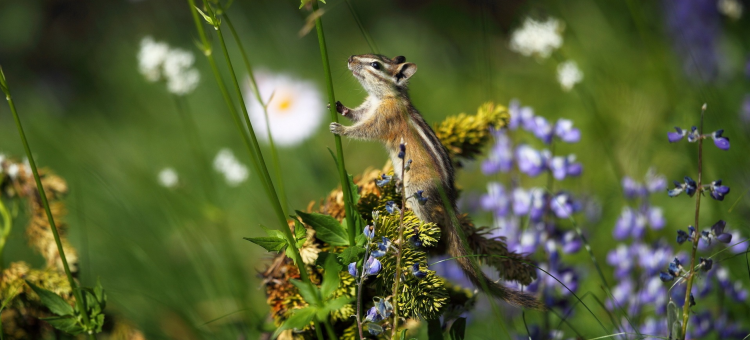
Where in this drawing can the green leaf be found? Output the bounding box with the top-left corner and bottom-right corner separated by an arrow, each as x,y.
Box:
25,281 -> 74,316
194,6 -> 215,26
272,306 -> 316,338
671,320 -> 683,340
667,300 -> 679,334
427,319 -> 444,340
259,224 -> 285,239
449,318 -> 466,340
294,219 -> 307,240
355,233 -> 367,247
347,174 -> 360,205
399,329 -> 407,340
243,236 -> 287,252
296,210 -> 348,246
316,296 -> 351,320
40,315 -> 84,334
94,277 -> 106,309
320,255 -> 342,298
337,246 -> 365,265
290,279 -> 319,305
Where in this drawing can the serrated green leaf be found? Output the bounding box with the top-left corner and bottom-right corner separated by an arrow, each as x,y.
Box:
94,277 -> 106,309
355,233 -> 367,247
81,289 -> 101,316
427,319 -> 444,340
41,315 -> 84,334
259,224 -> 285,239
243,236 -> 287,252
290,279 -> 319,305
337,246 -> 365,265
296,210 -> 348,246
316,296 -> 351,320
272,306 -> 316,338
25,281 -> 74,316
294,219 -> 307,240
449,318 -> 466,340
320,255 -> 342,298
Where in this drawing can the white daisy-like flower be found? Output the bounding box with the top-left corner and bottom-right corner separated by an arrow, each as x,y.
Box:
158,168 -> 179,188
509,17 -> 564,58
213,148 -> 249,187
244,70 -> 325,147
137,36 -> 200,95
556,60 -> 583,91
718,0 -> 743,20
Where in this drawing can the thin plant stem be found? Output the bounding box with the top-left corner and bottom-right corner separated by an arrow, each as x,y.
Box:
310,0 -> 357,246
0,67 -> 96,340
0,198 -> 11,270
391,143 -> 407,339
355,235 -> 373,339
681,104 -> 706,339
184,1 -> 308,282
221,12 -> 289,212
324,319 -> 339,340
343,0 -> 379,54
172,95 -> 216,203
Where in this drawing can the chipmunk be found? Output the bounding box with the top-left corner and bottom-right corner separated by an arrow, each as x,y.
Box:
329,54 -> 544,310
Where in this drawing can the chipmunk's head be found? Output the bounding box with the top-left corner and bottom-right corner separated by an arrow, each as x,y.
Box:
347,54 -> 417,97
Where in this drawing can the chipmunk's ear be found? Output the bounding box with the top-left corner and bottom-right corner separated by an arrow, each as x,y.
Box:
395,62 -> 417,85
392,55 -> 406,63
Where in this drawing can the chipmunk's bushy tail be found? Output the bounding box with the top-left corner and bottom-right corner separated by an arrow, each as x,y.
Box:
445,219 -> 546,310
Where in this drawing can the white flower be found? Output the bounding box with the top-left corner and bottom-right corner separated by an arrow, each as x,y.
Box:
718,0 -> 743,20
556,60 -> 583,91
158,168 -> 179,188
509,17 -> 564,58
7,163 -> 19,179
244,70 -> 325,147
137,36 -> 200,95
138,36 -> 170,82
213,148 -> 249,187
163,48 -> 200,95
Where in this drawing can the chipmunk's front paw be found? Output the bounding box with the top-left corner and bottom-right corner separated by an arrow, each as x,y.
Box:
329,122 -> 345,135
335,101 -> 350,116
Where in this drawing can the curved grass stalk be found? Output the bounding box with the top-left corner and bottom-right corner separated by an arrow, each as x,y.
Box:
0,66 -> 96,340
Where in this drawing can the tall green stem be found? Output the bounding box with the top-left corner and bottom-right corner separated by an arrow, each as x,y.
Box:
221,13 -> 289,212
310,0 -> 357,246
184,1 -> 308,282
0,67 -> 96,340
681,104 -> 706,339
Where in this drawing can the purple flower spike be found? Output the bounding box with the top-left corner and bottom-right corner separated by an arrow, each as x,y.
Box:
660,271 -> 675,282
716,233 -> 733,244
566,155 -> 583,177
562,231 -> 582,254
364,225 -> 375,239
348,262 -> 358,277
645,168 -> 667,193
554,119 -> 581,143
482,130 -> 513,175
700,257 -> 713,272
623,177 -> 646,199
411,263 -> 427,279
549,156 -> 568,180
668,180 -> 685,197
684,176 -> 697,196
481,182 -> 510,217
551,192 -> 578,219
532,116 -> 554,144
365,306 -> 381,322
668,127 -> 687,143
613,207 -> 635,240
711,129 -> 730,150
711,220 -> 727,235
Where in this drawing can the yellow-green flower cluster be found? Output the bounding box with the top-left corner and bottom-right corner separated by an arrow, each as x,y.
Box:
435,101 -> 510,164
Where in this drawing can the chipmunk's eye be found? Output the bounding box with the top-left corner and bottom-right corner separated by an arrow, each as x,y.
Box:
370,62 -> 380,70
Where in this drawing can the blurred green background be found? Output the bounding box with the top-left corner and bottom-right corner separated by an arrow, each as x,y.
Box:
1,0 -> 749,338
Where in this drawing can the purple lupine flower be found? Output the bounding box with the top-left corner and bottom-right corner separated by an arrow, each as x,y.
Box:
613,207 -> 635,240
529,189 -> 548,221
709,220 -> 732,244
545,239 -> 560,265
557,268 -> 578,295
637,242 -> 673,275
430,254 -> 473,288
710,129 -> 730,150
645,168 -> 667,192
708,179 -> 730,201
364,225 -> 375,239
548,156 -> 567,180
699,257 -> 713,272
397,140 -> 406,159
668,180 -> 685,197
366,256 -> 382,275
607,279 -> 634,309
663,0 -> 721,82
481,182 -> 510,217
532,116 -> 554,144
638,276 -> 667,306
622,177 -> 646,199
518,228 -> 541,254
646,205 -> 665,229
561,230 -> 581,254
371,237 -> 390,258
677,229 -> 690,244
482,129 -> 513,174
348,262 -> 358,277
365,306 -> 381,322
411,263 -> 427,279
640,317 -> 668,337
376,173 -> 392,187
668,127 -> 687,143
691,311 -> 713,338
554,118 -> 581,143
565,154 -> 583,176
512,187 -> 532,216
385,201 -> 399,214
670,176 -> 697,197
413,190 -> 428,205
516,144 -> 546,177
607,243 -> 635,279
551,192 -> 578,219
